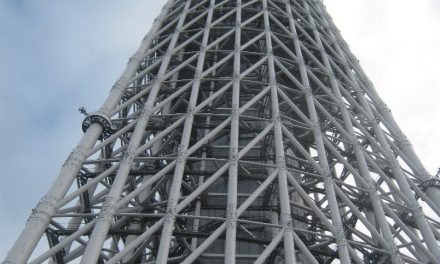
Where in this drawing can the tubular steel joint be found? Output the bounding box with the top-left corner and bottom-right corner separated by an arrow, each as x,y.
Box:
419,179 -> 440,192
5,1 -> 440,263
81,111 -> 113,139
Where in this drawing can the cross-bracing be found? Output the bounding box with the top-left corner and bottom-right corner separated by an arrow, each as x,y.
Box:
4,0 -> 440,263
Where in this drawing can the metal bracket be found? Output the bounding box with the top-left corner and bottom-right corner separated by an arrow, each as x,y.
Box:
82,111 -> 113,139
418,179 -> 440,192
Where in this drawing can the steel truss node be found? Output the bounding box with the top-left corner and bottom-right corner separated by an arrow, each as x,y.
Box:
4,0 -> 440,263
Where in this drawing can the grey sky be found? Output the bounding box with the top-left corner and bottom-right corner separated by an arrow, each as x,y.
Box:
0,0 -> 439,260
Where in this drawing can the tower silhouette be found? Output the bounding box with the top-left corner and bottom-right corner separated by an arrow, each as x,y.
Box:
4,0 -> 440,263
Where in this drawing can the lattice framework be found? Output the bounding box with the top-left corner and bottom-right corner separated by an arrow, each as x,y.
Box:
4,0 -> 440,263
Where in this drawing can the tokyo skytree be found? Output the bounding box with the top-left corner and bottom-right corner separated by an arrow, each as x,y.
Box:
4,0 -> 440,263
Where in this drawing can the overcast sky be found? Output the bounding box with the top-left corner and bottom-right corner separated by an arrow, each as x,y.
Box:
1,0 -> 439,260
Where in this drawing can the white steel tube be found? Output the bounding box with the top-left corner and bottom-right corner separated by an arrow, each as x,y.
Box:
301,1 -> 402,262
281,1 -> 350,262
254,230 -> 284,264
262,0 -> 296,262
79,1 -> 191,262
105,83 -> 272,263
316,0 -> 440,211
181,169 -> 280,264
3,2 -> 176,263
107,124 -> 275,263
224,0 -> 241,262
155,0 -> 215,261
315,2 -> 440,259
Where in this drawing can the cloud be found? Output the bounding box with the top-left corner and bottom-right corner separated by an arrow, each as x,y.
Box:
325,0 -> 440,174
0,0 -> 164,259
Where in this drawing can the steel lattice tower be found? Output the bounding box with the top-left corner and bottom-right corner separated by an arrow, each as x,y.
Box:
4,0 -> 440,263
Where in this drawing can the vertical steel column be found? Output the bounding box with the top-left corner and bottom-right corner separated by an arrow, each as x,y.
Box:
315,0 -> 440,211
8,0 -> 440,262
155,1 -> 214,261
191,42 -> 218,251
121,129 -> 168,262
225,0 -> 241,262
180,165 -> 279,264
301,1 -> 402,263
262,0 -> 296,262
314,2 -> 440,260
280,0 -> 351,262
278,85 -> 400,258
105,115 -> 261,263
3,2 -> 175,263
8,6 -> 265,263
79,1 -> 192,263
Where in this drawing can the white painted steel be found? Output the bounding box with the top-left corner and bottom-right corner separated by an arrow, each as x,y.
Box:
5,1 -> 440,263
